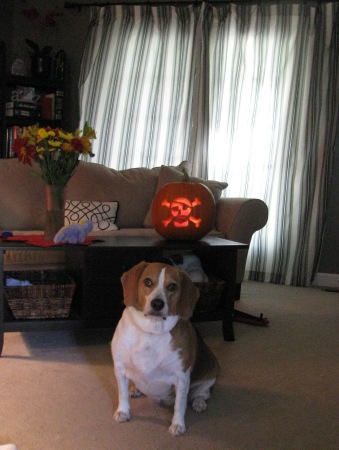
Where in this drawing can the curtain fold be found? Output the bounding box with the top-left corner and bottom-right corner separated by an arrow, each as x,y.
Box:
79,2 -> 339,286
79,4 -> 201,168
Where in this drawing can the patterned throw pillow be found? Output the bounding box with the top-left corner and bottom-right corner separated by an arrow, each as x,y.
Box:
64,200 -> 119,231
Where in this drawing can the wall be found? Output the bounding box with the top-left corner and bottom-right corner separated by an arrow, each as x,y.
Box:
0,1 -> 13,59
1,1 -> 338,280
314,127 -> 339,289
1,0 -> 90,130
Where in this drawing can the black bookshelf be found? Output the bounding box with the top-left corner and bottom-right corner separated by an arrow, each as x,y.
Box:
0,42 -> 65,158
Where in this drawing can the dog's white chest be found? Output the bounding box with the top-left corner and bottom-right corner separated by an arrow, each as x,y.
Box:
128,333 -> 178,369
112,310 -> 185,400
126,333 -> 183,398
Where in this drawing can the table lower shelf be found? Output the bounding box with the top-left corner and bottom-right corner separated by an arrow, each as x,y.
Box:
3,317 -> 83,332
3,307 -> 226,333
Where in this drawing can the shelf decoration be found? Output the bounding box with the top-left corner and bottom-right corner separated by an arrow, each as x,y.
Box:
26,39 -> 53,78
23,5 -> 63,78
12,123 -> 96,240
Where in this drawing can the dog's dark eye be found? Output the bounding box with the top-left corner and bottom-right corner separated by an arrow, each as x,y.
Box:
143,278 -> 152,287
167,283 -> 177,292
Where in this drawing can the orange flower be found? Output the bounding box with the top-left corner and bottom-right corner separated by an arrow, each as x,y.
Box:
61,142 -> 73,152
79,137 -> 92,154
12,137 -> 35,165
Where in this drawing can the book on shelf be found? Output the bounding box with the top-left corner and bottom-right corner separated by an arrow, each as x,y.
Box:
55,90 -> 64,121
6,98 -> 41,118
40,91 -> 64,121
6,88 -> 64,122
40,93 -> 55,120
6,108 -> 42,118
6,100 -> 37,110
6,126 -> 24,158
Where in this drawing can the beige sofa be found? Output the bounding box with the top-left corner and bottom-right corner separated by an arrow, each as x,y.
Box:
0,158 -> 268,297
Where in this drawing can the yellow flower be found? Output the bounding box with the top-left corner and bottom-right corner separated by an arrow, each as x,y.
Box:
84,126 -> 96,140
25,125 -> 39,138
37,128 -> 54,141
27,136 -> 37,146
48,140 -> 62,148
59,130 -> 74,140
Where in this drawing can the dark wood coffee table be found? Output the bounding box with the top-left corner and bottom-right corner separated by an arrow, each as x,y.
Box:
0,235 -> 248,356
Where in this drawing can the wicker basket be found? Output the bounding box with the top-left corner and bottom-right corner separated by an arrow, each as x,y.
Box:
195,277 -> 226,314
4,270 -> 76,319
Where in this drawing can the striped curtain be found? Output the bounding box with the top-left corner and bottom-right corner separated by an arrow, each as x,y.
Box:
79,5 -> 202,168
79,2 -> 339,286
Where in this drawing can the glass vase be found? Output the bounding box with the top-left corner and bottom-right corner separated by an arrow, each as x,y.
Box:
44,185 -> 66,241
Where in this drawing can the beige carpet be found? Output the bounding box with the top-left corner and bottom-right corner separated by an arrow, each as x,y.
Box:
1,281 -> 338,450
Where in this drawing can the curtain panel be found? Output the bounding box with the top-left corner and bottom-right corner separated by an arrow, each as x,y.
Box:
79,2 -> 339,286
79,5 -> 202,168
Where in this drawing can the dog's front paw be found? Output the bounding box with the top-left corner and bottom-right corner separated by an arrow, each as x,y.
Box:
169,422 -> 186,436
192,397 -> 207,413
113,410 -> 130,423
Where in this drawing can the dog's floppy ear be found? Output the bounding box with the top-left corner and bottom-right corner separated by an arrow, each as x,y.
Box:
177,270 -> 200,320
121,261 -> 149,306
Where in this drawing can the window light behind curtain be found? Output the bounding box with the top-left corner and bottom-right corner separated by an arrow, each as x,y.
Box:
79,2 -> 339,287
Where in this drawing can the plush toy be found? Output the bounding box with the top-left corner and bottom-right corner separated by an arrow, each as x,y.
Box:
54,220 -> 94,245
162,252 -> 209,282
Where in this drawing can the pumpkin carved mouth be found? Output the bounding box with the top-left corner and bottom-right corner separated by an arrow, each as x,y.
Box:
174,217 -> 188,226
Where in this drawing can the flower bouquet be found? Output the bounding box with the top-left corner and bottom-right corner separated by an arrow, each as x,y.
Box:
12,123 -> 96,239
13,123 -> 96,186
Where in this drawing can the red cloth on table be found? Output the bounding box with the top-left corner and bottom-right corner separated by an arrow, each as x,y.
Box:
6,235 -> 97,247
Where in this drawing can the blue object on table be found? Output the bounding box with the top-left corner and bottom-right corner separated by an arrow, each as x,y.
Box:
1,231 -> 13,238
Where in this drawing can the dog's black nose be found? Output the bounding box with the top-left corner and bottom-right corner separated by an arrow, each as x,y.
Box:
151,298 -> 165,311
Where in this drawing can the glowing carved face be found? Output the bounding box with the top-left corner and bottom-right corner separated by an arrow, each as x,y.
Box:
152,181 -> 216,241
161,197 -> 202,228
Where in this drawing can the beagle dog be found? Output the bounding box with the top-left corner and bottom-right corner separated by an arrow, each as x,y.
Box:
111,261 -> 219,436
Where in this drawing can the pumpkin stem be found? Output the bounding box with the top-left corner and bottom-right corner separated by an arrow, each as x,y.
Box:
182,168 -> 190,182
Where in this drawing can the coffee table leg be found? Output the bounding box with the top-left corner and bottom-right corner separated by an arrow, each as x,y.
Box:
221,249 -> 237,341
0,250 -> 4,356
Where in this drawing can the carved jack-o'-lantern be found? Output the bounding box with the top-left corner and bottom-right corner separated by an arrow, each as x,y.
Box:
152,178 -> 216,240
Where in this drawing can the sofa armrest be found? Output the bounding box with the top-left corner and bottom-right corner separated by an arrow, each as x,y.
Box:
216,197 -> 268,243
215,198 -> 268,285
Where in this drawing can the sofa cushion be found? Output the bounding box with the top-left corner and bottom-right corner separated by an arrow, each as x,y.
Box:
143,165 -> 228,227
64,200 -> 119,231
151,160 -> 191,176
68,160 -> 191,228
67,161 -> 158,228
